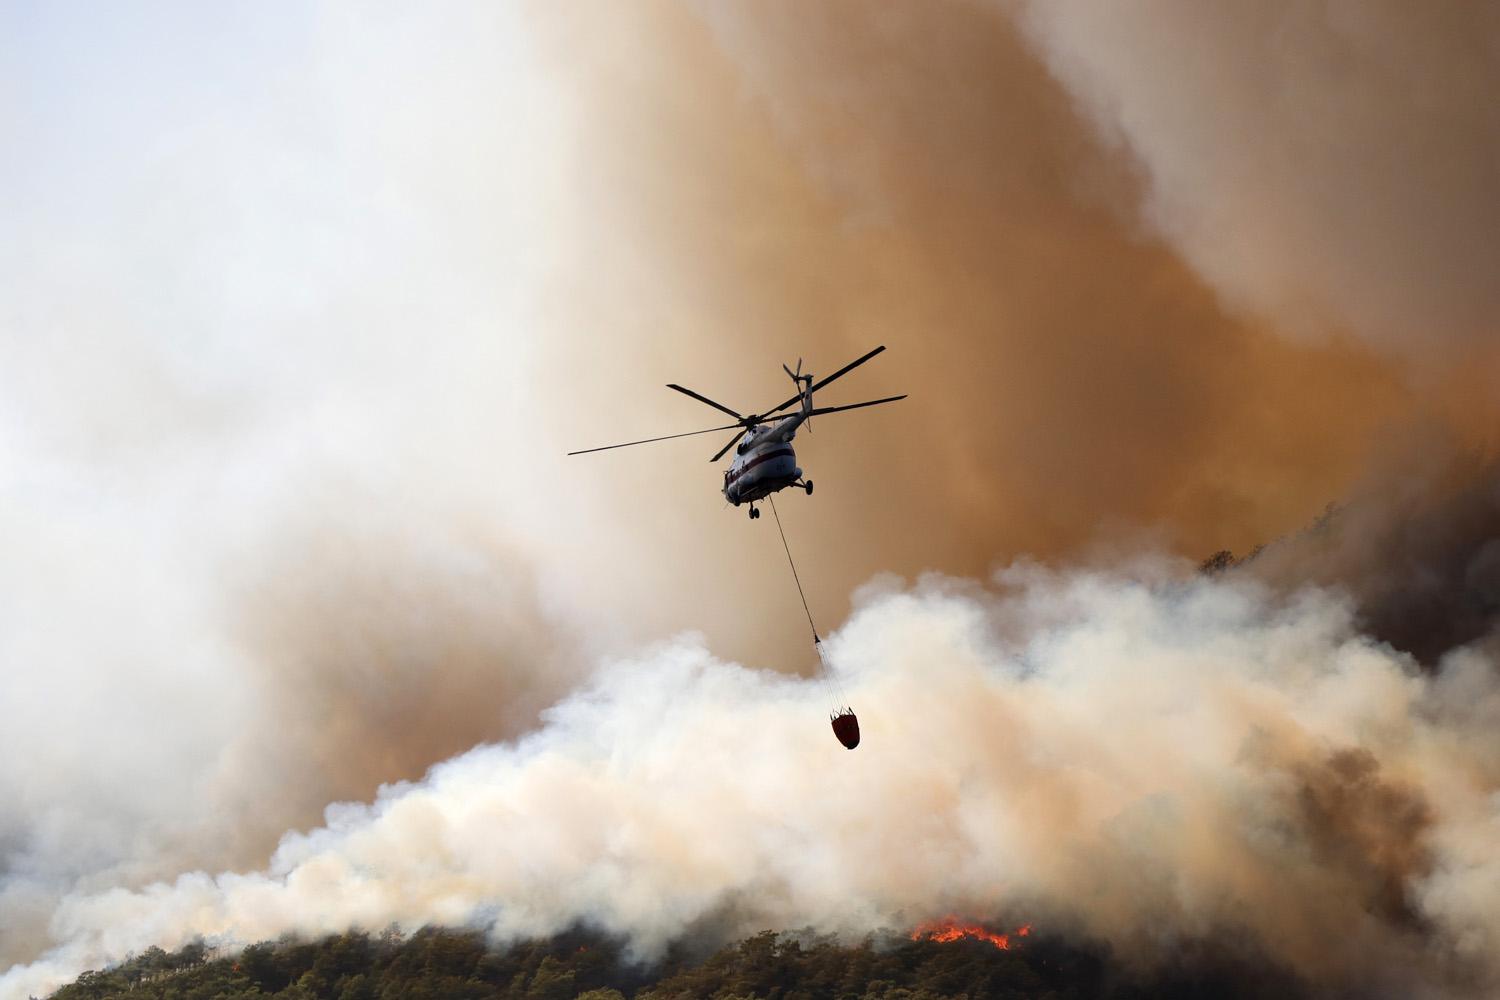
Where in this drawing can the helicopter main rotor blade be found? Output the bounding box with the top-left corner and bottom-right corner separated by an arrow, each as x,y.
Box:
666,383 -> 742,420
710,428 -> 747,463
801,394 -> 908,418
568,422 -> 745,456
763,345 -> 887,416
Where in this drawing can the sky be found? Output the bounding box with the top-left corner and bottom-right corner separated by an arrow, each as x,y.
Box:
3,2 -> 1499,997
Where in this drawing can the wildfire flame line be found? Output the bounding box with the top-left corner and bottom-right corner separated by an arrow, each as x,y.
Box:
910,918 -> 1032,951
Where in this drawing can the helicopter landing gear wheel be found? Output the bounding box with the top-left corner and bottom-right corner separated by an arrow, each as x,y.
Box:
804,480 -> 814,495
749,506 -> 760,520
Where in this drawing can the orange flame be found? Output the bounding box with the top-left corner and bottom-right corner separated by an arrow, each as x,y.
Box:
910,917 -> 1031,950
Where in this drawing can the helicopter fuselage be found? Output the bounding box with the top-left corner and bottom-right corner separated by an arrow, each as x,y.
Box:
723,415 -> 805,505
567,345 -> 902,521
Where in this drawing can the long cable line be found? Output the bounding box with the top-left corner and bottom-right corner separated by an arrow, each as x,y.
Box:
768,495 -> 850,710
769,494 -> 818,642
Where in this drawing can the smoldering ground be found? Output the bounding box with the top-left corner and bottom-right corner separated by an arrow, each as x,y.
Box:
8,567 -> 1500,999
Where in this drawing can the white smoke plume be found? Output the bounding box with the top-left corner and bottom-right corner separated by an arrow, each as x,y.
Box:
0,2 -> 610,974
7,565 -> 1500,998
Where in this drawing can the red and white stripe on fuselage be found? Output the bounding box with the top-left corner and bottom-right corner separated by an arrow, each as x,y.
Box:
722,416 -> 803,505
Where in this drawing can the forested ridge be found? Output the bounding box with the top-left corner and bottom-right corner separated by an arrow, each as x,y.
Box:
45,924 -> 1305,1000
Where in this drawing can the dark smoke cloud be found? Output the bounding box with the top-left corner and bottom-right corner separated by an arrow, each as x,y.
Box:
1244,436 -> 1500,664
1290,746 -> 1432,928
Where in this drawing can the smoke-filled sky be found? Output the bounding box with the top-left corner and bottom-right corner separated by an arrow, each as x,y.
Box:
3,2 -> 1499,998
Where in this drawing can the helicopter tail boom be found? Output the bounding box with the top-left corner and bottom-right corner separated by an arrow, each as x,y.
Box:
781,357 -> 816,432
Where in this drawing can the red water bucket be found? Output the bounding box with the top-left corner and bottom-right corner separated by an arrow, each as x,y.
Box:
831,708 -> 860,750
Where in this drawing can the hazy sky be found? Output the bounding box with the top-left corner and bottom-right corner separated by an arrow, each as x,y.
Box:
4,3 -> 1499,996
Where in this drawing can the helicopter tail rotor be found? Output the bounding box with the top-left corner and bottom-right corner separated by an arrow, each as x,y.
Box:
782,358 -> 812,385
782,358 -> 815,431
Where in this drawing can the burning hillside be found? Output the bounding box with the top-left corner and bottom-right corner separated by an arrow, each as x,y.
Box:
10,560 -> 1500,999
910,917 -> 1032,950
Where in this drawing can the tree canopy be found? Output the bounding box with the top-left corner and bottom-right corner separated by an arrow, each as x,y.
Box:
43,923 -> 1304,1000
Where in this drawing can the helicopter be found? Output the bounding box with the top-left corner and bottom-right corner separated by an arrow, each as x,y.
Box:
568,345 -> 905,519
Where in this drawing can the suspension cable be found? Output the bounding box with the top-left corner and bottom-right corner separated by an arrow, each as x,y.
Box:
768,494 -> 818,642
768,495 -> 850,710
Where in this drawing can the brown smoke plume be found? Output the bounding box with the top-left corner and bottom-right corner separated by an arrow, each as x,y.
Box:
535,0 -> 1498,671
1013,0 -> 1500,355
